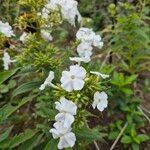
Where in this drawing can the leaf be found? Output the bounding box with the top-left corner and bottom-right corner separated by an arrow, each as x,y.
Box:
132,143 -> 139,150
0,126 -> 13,143
121,135 -> 132,144
9,129 -> 37,148
137,134 -> 149,142
0,95 -> 37,122
12,81 -> 41,98
44,139 -> 58,150
18,133 -> 43,150
108,131 -> 119,140
75,126 -> 103,143
0,68 -> 19,85
125,75 -> 137,85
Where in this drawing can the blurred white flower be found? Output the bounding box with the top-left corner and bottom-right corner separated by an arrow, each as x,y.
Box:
59,0 -> 82,26
0,21 -> 15,37
41,30 -> 53,41
90,71 -> 109,79
76,27 -> 95,44
77,42 -> 92,58
93,35 -> 104,48
20,32 -> 29,43
92,91 -> 108,112
2,52 -> 14,70
69,57 -> 90,64
60,65 -> 86,92
55,97 -> 77,115
76,27 -> 103,48
39,71 -> 54,90
50,122 -> 76,149
55,97 -> 77,127
41,0 -> 81,26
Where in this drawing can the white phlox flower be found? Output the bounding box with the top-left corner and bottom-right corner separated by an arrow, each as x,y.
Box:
77,42 -> 92,58
58,0 -> 82,26
90,71 -> 109,79
50,122 -> 76,149
60,65 -> 86,92
39,71 -> 55,90
41,0 -> 82,26
55,97 -> 77,127
92,91 -> 108,112
0,21 -> 15,37
41,29 -> 53,41
20,32 -> 29,43
76,27 -> 103,48
2,52 -> 14,70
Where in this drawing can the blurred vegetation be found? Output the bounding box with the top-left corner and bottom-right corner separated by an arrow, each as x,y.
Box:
0,0 -> 150,150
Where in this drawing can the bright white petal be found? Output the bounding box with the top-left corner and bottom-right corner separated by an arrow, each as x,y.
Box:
55,113 -> 75,128
73,78 -> 84,90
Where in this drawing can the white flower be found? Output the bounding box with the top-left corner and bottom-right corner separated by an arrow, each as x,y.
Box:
55,97 -> 77,127
39,71 -> 54,90
2,52 -> 13,70
59,0 -> 82,26
69,57 -> 91,64
0,21 -> 15,37
60,65 -> 86,92
55,97 -> 77,116
90,71 -> 109,79
76,27 -> 95,44
93,35 -> 104,48
41,30 -> 53,41
50,122 -> 76,149
76,27 -> 103,48
92,91 -> 108,112
77,42 -> 92,58
41,0 -> 82,26
20,32 -> 29,43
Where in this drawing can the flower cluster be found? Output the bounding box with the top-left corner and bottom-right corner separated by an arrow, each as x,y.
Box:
70,27 -> 104,64
50,97 -> 77,149
0,1 -> 110,149
40,66 -> 109,149
41,0 -> 81,26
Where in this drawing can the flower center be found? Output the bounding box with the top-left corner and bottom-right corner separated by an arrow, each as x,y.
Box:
71,75 -> 75,79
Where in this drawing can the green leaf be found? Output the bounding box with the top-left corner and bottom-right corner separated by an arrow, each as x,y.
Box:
0,126 -> 13,143
12,81 -> 41,98
0,84 -> 9,93
125,75 -> 137,85
9,129 -> 37,148
108,131 -> 119,140
132,143 -> 139,150
8,80 -> 17,89
18,133 -> 43,150
0,95 -> 37,122
44,139 -> 58,150
121,135 -> 132,144
75,126 -> 103,143
137,134 -> 149,142
0,68 -> 19,85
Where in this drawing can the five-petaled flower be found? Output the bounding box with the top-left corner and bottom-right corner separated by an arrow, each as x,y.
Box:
60,65 -> 86,92
50,122 -> 76,149
92,91 -> 108,112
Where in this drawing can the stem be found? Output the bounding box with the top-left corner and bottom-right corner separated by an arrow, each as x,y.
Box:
110,123 -> 128,150
138,106 -> 150,124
